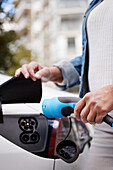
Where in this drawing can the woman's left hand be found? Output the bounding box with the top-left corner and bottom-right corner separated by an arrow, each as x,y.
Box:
74,85 -> 113,124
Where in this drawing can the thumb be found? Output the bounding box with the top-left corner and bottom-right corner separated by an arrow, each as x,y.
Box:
35,68 -> 51,80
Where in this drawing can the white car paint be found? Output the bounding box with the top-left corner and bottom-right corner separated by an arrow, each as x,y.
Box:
0,74 -> 93,170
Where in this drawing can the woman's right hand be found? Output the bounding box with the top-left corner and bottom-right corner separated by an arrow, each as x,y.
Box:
15,61 -> 63,83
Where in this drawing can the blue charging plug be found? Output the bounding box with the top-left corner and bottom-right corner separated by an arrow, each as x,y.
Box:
42,97 -> 113,127
42,97 -> 79,118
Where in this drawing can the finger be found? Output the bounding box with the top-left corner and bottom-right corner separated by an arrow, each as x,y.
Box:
28,62 -> 43,81
74,99 -> 86,121
28,62 -> 44,81
28,62 -> 39,74
80,105 -> 90,123
28,67 -> 37,81
15,68 -> 22,77
41,76 -> 50,83
21,64 -> 29,78
27,62 -> 39,81
94,110 -> 106,124
87,108 -> 97,124
95,115 -> 103,124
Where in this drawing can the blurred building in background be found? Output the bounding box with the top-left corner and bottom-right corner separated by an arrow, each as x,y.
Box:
31,0 -> 90,66
14,0 -> 90,66
14,0 -> 31,50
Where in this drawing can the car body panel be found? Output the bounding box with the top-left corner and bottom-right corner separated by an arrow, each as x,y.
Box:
0,74 -> 93,170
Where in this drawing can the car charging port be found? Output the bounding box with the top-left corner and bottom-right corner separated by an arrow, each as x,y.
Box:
21,134 -> 29,142
18,117 -> 37,132
20,132 -> 40,144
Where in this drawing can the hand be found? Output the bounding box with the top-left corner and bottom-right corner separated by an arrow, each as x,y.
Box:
15,61 -> 63,83
74,85 -> 113,124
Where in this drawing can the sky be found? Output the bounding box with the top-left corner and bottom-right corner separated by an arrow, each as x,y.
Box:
1,0 -> 16,16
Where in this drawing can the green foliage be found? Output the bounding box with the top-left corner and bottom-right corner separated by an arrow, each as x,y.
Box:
0,0 -> 31,76
0,30 -> 16,70
8,45 -> 31,75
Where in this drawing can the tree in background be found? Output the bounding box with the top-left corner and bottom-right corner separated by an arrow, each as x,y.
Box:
0,0 -> 31,76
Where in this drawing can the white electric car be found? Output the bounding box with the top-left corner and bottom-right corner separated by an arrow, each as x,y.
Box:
0,74 -> 93,170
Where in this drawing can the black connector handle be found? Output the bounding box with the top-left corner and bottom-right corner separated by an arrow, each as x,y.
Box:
58,97 -> 113,127
103,115 -> 113,127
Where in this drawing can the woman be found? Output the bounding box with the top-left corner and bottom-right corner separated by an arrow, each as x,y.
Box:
15,0 -> 113,169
